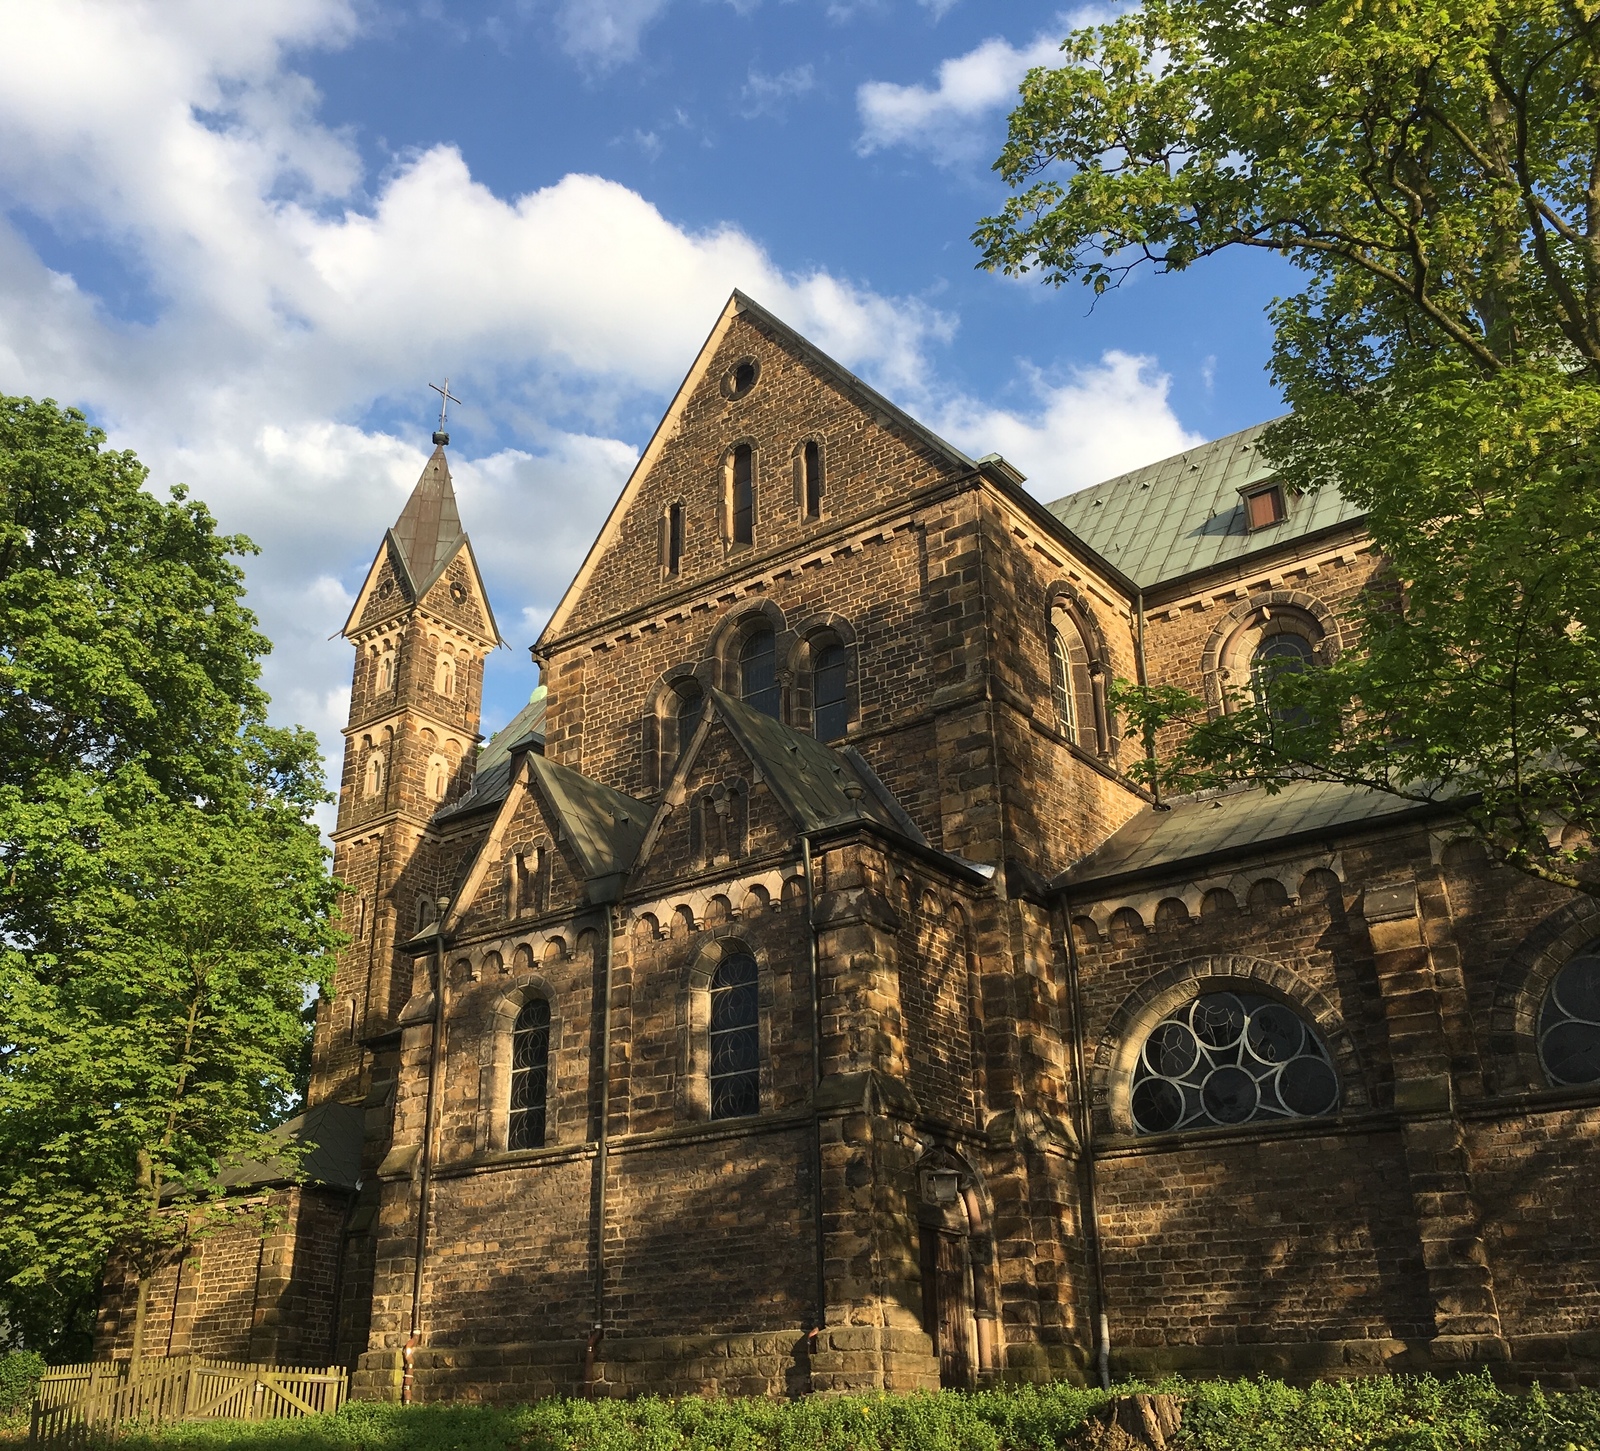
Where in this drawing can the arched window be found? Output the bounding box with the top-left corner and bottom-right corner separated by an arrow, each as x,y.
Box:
739,628 -> 779,718
435,650 -> 457,697
674,682 -> 704,760
378,647 -> 395,692
813,642 -> 848,742
509,998 -> 551,1150
710,952 -> 759,1119
1049,606 -> 1097,749
1539,943 -> 1600,1086
1130,991 -> 1338,1134
730,444 -> 754,546
1251,633 -> 1316,726
803,440 -> 823,518
426,753 -> 450,801
365,752 -> 385,798
415,897 -> 434,933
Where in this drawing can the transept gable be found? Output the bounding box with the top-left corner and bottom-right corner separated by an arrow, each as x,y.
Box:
538,291 -> 981,646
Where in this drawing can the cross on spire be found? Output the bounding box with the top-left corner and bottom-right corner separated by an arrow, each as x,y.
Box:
429,378 -> 462,445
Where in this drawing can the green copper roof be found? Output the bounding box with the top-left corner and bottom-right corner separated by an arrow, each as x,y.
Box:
1045,420 -> 1365,590
527,753 -> 650,882
1058,778 -> 1439,892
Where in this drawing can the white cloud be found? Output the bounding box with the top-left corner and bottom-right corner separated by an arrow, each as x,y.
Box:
0,0 -> 964,772
918,0 -> 960,17
552,0 -> 672,67
856,31 -> 1063,164
934,351 -> 1203,501
740,65 -> 816,119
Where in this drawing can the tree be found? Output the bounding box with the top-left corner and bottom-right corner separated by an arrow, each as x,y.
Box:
976,0 -> 1600,894
0,396 -> 340,1357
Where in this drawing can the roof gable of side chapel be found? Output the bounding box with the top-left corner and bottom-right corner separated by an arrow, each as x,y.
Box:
538,290 -> 981,646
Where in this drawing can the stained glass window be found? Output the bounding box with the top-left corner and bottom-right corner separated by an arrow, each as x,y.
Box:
509,998 -> 551,1150
1539,947 -> 1600,1087
709,953 -> 760,1120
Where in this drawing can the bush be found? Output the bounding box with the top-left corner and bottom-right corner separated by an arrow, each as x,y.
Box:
95,1373 -> 1600,1451
0,1352 -> 45,1419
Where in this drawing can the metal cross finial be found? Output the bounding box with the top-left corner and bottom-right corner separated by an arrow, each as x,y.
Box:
429,378 -> 462,444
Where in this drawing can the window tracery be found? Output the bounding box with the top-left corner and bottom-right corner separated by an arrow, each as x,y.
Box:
1130,991 -> 1339,1134
1048,605 -> 1100,751
509,998 -> 551,1150
1538,943 -> 1600,1086
709,952 -> 760,1120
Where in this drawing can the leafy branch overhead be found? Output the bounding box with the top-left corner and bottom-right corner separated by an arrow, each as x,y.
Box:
979,0 -> 1600,895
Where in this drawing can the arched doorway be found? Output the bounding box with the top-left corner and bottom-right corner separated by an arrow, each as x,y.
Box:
917,1154 -> 994,1388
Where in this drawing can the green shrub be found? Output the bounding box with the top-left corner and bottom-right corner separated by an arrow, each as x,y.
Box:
0,1352 -> 45,1419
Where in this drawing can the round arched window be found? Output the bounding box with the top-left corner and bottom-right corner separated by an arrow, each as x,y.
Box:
1538,945 -> 1600,1086
1131,991 -> 1339,1135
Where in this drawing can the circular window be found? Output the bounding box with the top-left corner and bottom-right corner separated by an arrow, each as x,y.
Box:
1130,991 -> 1339,1135
378,580 -> 394,600
723,357 -> 760,399
450,581 -> 468,604
1538,946 -> 1600,1086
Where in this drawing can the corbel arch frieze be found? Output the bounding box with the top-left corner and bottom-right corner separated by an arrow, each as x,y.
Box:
1090,953 -> 1370,1137
1077,852 -> 1345,934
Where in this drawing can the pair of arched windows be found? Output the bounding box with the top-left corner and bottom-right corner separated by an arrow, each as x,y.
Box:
721,439 -> 825,552
737,627 -> 844,738
503,952 -> 758,1151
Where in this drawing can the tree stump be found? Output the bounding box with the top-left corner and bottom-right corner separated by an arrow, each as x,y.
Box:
1082,1393 -> 1185,1450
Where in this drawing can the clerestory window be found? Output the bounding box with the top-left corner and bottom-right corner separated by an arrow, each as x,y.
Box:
803,440 -> 823,518
813,642 -> 848,742
709,953 -> 760,1120
731,445 -> 754,547
740,627 -> 779,718
508,998 -> 551,1150
1131,992 -> 1339,1135
1251,632 -> 1316,726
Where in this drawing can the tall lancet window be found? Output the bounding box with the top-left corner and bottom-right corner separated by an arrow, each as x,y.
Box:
509,998 -> 551,1150
435,650 -> 456,697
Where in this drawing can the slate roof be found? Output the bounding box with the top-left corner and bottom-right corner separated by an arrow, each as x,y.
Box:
709,688 -> 926,839
1045,420 -> 1366,590
527,753 -> 650,882
210,1100 -> 364,1195
390,444 -> 465,589
1058,778 -> 1443,893
434,688 -> 548,823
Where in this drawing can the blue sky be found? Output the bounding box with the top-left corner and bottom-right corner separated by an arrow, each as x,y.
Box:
0,0 -> 1293,809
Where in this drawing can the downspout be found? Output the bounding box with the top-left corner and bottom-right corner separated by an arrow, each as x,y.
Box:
404,901 -> 450,1404
585,902 -> 616,1396
801,834 -> 827,1353
1062,900 -> 1111,1390
1134,589 -> 1161,810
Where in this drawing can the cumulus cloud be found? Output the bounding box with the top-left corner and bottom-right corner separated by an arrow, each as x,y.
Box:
0,0 -> 1199,790
934,351 -> 1203,501
551,0 -> 672,67
856,31 -> 1064,164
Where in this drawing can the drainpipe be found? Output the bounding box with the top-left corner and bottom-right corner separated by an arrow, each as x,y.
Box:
801,834 -> 827,1350
1134,589 -> 1161,810
1062,900 -> 1111,1390
404,898 -> 451,1403
586,903 -> 616,1396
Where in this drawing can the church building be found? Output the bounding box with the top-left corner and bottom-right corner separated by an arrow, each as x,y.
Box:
96,293 -> 1600,1397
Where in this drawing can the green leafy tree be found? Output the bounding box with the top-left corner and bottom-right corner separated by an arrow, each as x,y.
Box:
0,395 -> 340,1357
976,0 -> 1600,894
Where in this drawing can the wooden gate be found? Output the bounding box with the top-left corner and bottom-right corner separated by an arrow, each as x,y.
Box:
919,1226 -> 974,1389
29,1357 -> 347,1446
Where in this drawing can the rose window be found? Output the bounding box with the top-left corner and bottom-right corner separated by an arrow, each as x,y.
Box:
1131,992 -> 1339,1135
1538,946 -> 1600,1087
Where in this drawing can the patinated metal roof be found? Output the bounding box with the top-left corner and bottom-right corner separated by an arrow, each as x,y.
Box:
1058,778 -> 1440,893
1045,420 -> 1365,590
527,753 -> 650,882
211,1100 -> 364,1195
435,689 -> 548,823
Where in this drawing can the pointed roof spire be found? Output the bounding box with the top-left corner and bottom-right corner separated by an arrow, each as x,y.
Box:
390,442 -> 464,586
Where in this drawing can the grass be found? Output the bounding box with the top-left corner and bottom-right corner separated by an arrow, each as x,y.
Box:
10,1372 -> 1600,1450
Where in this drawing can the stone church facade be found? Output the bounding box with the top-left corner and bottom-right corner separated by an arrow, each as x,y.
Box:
97,293 -> 1600,1397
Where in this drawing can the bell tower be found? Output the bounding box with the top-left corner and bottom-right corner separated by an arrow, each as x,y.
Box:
310,421 -> 500,1106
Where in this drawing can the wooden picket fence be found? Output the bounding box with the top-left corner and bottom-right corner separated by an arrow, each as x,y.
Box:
28,1356 -> 347,1446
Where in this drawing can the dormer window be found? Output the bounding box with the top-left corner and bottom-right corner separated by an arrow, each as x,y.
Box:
1243,483 -> 1286,530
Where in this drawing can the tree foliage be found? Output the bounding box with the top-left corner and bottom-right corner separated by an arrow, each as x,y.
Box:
0,396 -> 339,1357
977,0 -> 1600,893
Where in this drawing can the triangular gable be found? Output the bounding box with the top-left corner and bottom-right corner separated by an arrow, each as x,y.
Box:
342,531 -> 416,637
444,749 -> 650,929
535,290 -> 981,648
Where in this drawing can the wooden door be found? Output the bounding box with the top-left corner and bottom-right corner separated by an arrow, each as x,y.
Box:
919,1226 -> 973,1388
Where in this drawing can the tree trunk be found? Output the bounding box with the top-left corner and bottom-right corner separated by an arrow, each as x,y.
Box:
129,1268 -> 150,1365
1083,1394 -> 1185,1450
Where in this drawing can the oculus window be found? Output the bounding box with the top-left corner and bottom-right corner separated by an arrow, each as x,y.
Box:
709,953 -> 760,1119
1539,945 -> 1600,1086
1131,992 -> 1339,1134
509,998 -> 551,1150
740,628 -> 780,718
